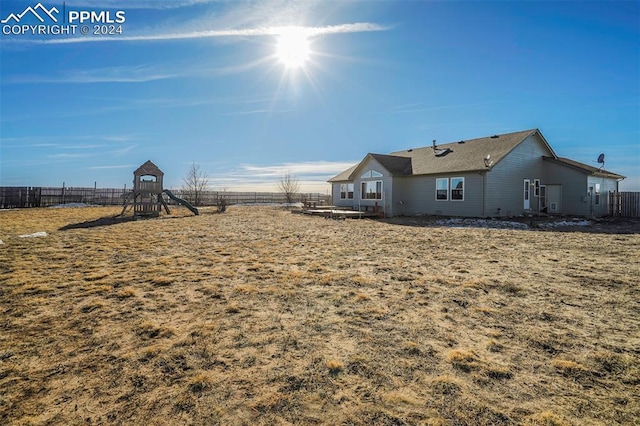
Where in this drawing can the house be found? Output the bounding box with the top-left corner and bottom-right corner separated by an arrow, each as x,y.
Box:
328,129 -> 625,217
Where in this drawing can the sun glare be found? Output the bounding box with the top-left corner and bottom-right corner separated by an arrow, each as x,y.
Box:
276,30 -> 310,69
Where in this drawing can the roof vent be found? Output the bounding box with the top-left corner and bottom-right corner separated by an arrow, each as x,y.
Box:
407,149 -> 413,152
490,135 -> 499,139
432,139 -> 437,151
458,140 -> 465,144
434,148 -> 451,157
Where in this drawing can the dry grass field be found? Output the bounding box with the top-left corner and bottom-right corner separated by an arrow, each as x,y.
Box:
1,206 -> 639,425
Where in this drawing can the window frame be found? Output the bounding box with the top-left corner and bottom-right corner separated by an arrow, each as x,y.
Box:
534,179 -> 540,197
360,170 -> 383,179
436,178 -> 449,201
361,180 -> 383,200
594,183 -> 601,205
339,183 -> 354,200
450,177 -> 465,201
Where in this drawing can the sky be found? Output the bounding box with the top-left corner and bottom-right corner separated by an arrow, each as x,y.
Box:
1,0 -> 639,193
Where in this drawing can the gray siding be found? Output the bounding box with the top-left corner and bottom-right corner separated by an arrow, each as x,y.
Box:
543,161 -> 589,215
587,176 -> 619,216
329,131 -> 620,218
331,182 -> 354,208
393,173 -> 484,217
331,157 -> 395,216
485,134 -> 553,216
352,157 -> 394,216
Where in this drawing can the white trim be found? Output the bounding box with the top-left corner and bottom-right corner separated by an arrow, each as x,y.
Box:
539,184 -> 547,211
361,170 -> 383,179
361,180 -> 382,200
435,178 -> 448,201
524,179 -> 531,210
451,177 -> 465,201
340,183 -> 354,200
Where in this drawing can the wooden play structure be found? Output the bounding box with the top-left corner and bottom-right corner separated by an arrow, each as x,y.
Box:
120,160 -> 199,217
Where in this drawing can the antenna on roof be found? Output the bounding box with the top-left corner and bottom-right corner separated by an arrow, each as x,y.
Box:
596,153 -> 605,170
484,154 -> 494,168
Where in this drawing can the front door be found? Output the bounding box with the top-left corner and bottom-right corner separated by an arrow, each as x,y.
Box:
523,179 -> 531,210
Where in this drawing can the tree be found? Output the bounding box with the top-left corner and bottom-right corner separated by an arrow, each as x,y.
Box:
217,186 -> 228,213
278,171 -> 300,204
182,163 -> 209,206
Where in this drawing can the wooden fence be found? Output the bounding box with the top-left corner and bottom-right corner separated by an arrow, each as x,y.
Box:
0,186 -> 330,209
609,191 -> 640,218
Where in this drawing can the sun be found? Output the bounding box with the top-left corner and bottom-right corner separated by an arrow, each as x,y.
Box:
276,29 -> 310,69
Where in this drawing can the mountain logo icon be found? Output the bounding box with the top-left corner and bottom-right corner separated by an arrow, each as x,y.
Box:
1,3 -> 59,24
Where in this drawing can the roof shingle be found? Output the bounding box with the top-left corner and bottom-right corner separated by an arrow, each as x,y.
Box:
329,129 -> 544,181
543,157 -> 625,179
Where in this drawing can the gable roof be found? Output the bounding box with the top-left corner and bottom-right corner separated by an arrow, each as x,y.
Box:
543,157 -> 625,179
329,129 -> 549,181
134,160 -> 164,177
390,129 -> 545,175
328,164 -> 358,182
369,154 -> 413,175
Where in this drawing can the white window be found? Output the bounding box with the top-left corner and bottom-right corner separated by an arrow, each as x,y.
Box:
594,183 -> 601,205
340,183 -> 354,199
361,170 -> 383,179
534,179 -> 540,197
361,181 -> 382,200
436,178 -> 448,200
451,177 -> 464,201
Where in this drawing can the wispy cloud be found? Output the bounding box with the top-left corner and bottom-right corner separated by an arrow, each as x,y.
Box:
110,144 -> 138,156
7,65 -> 178,84
240,161 -> 356,178
87,164 -> 136,170
222,108 -> 293,116
201,160 -> 355,192
65,0 -> 218,9
40,23 -> 388,44
0,134 -> 145,147
47,153 -> 95,159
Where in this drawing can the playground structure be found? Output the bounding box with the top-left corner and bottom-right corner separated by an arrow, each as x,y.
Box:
120,160 -> 199,217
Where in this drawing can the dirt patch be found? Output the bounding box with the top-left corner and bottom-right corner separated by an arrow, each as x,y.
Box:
1,206 -> 638,424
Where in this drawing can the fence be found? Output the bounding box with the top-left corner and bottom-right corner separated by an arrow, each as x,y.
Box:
0,186 -> 330,209
169,190 -> 329,207
609,191 -> 640,218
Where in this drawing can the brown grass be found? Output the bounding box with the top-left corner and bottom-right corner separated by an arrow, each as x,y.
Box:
1,206 -> 639,424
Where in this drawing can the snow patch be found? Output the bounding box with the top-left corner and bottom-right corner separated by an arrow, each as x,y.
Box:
435,218 -> 529,230
538,220 -> 591,228
18,232 -> 48,238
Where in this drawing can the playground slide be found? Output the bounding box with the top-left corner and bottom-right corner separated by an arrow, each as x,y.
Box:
162,189 -> 199,215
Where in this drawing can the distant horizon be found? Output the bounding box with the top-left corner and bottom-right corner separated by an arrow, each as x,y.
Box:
2,1 -> 638,192
1,125 -> 637,193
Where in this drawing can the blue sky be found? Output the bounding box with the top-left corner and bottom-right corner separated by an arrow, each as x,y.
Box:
1,0 -> 638,192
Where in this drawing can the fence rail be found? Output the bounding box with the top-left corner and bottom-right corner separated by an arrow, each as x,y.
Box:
0,186 -> 330,209
609,191 -> 640,218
